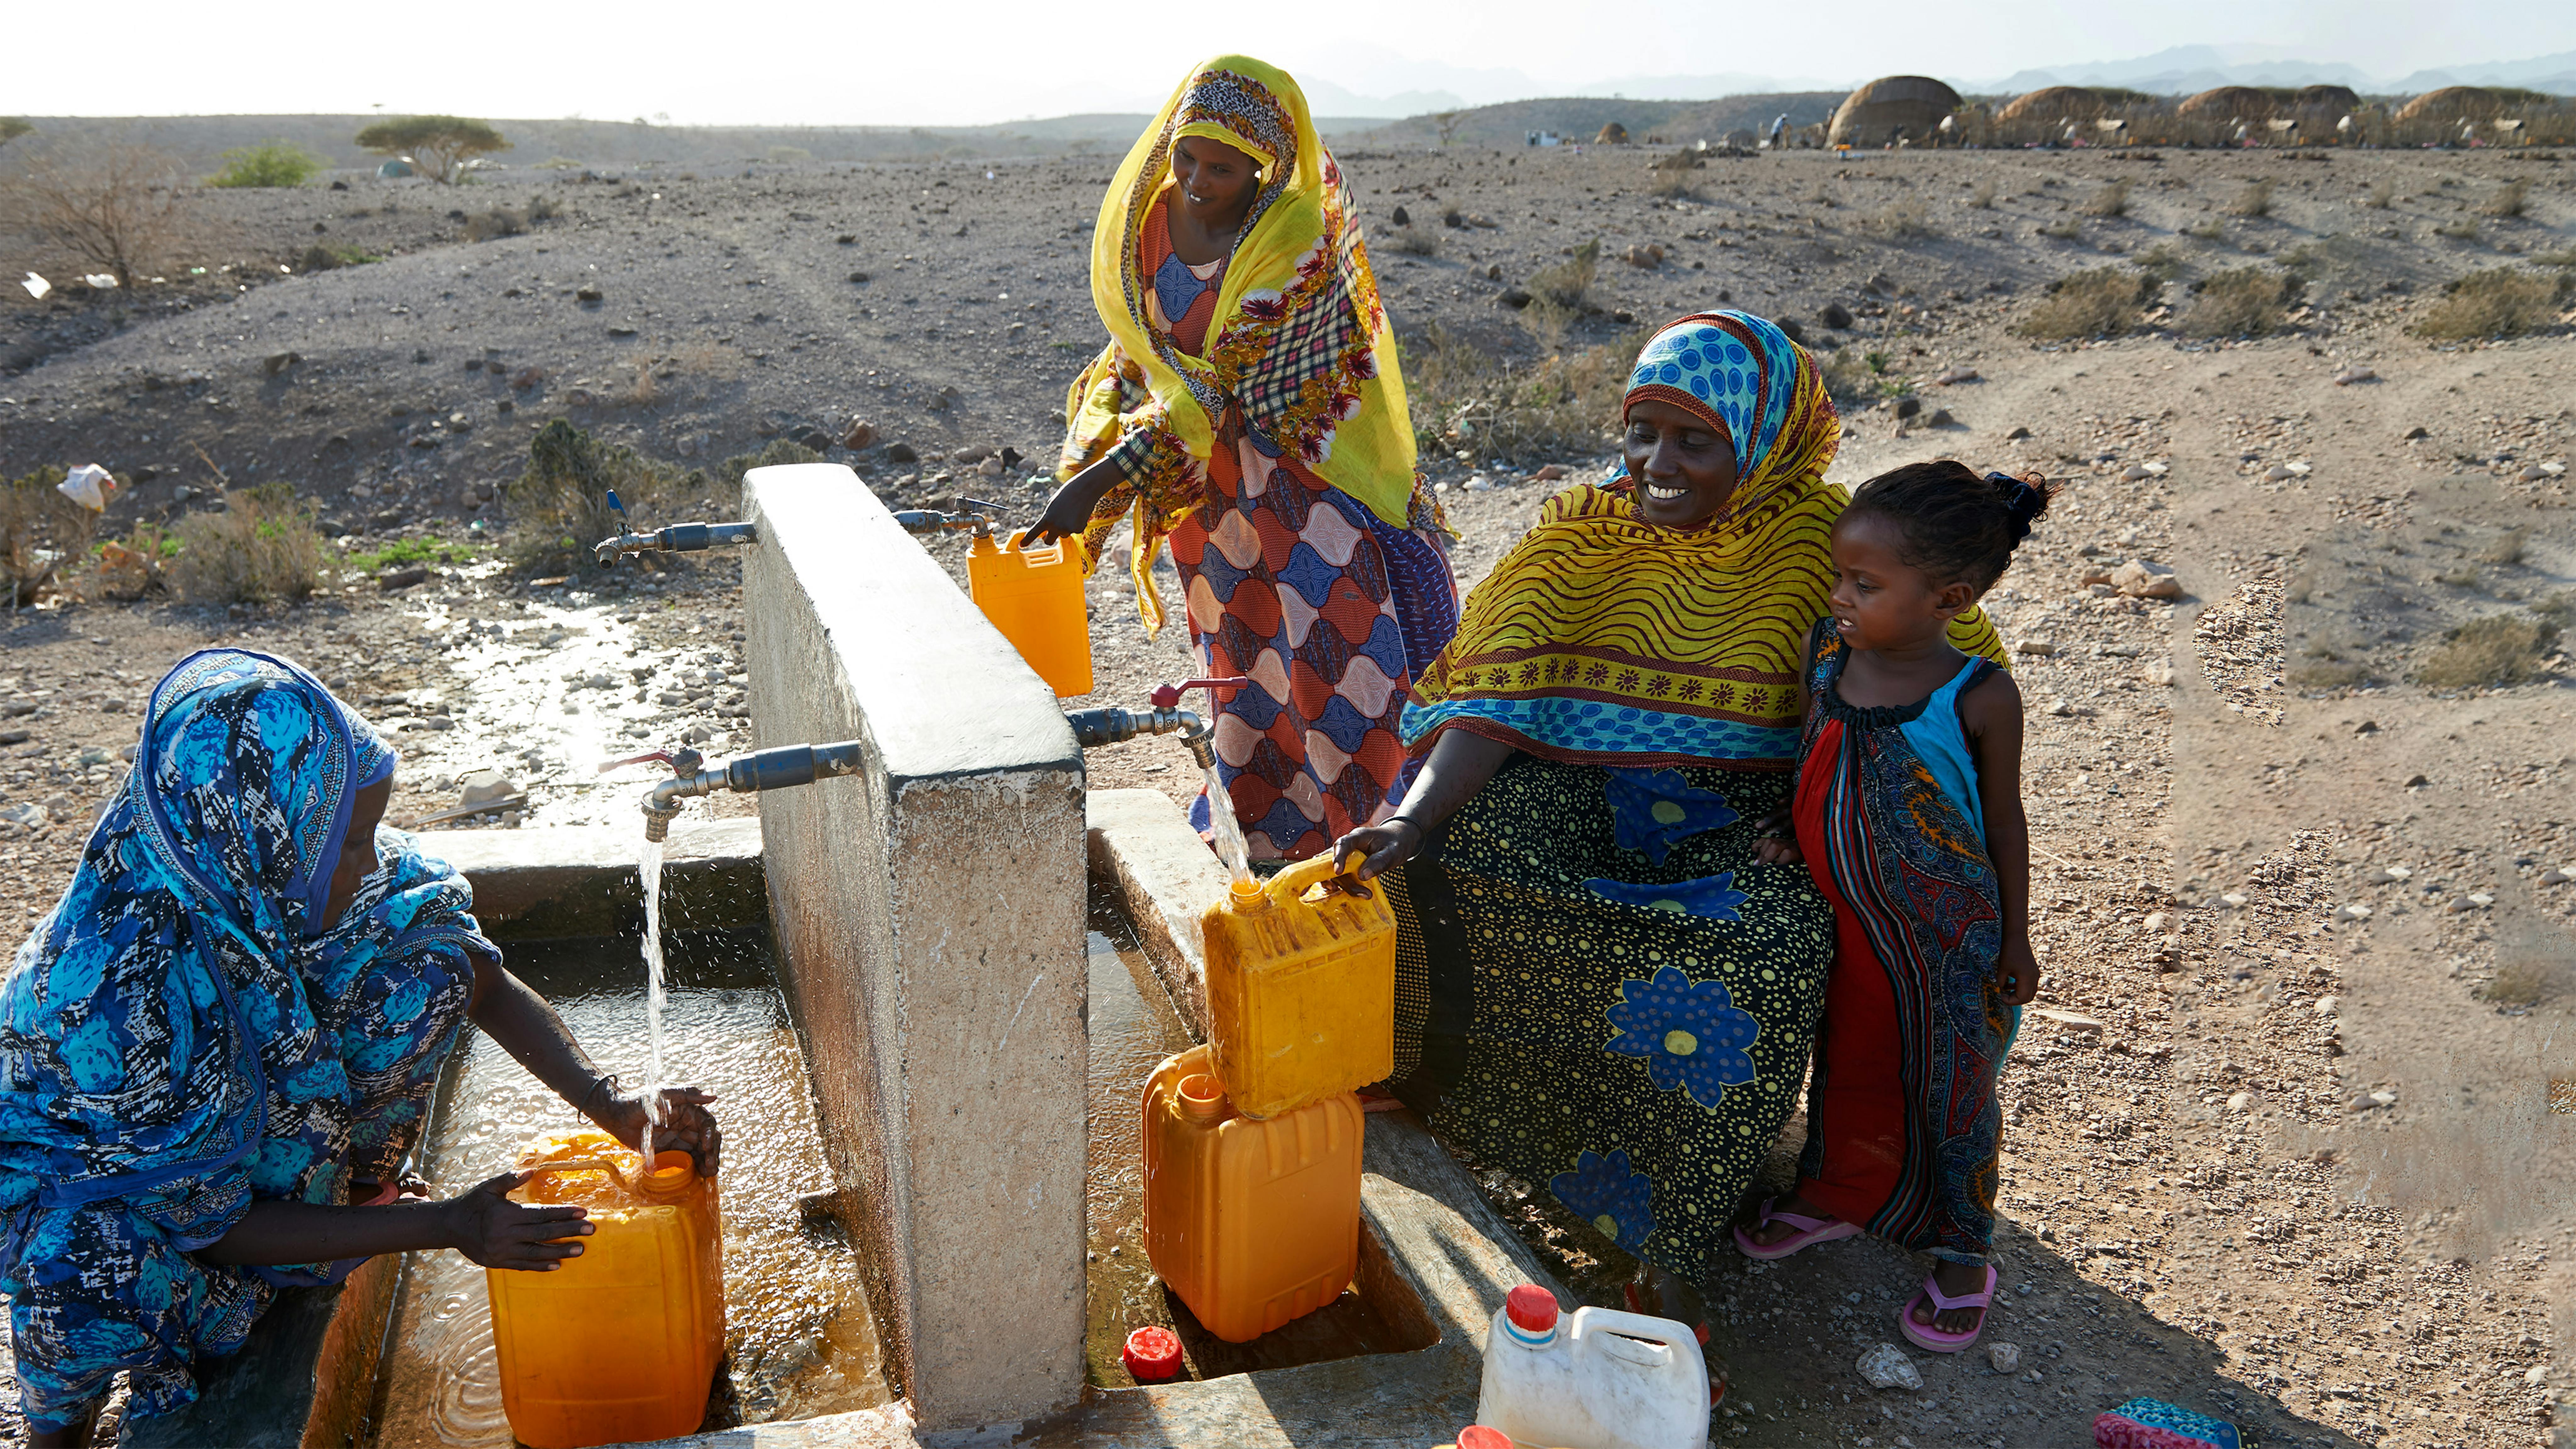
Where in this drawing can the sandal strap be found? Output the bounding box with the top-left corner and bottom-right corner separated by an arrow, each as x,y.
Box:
1757,1199 -> 1839,1235
1919,1266 -> 1996,1312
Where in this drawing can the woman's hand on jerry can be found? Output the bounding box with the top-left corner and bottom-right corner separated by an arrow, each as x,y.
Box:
1024,477 -> 1098,548
441,1171 -> 593,1271
1333,819 -> 1423,882
590,1085 -> 723,1176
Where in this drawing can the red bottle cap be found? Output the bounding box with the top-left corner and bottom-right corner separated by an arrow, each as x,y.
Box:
1504,1284 -> 1561,1334
1457,1428 -> 1515,1449
1121,1325 -> 1184,1382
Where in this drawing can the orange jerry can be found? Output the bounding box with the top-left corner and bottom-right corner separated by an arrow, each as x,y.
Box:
968,528 -> 1094,698
1142,1045 -> 1364,1343
1201,852 -> 1396,1120
485,1129 -> 724,1449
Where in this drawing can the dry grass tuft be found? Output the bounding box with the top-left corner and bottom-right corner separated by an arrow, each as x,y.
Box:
2480,959 -> 2565,1008
2012,265 -> 2154,339
2409,267 -> 2571,340
1518,239 -> 1602,343
2362,179 -> 2396,210
1967,177 -> 1997,209
2481,179 -> 2529,218
171,484 -> 327,603
505,419 -> 697,574
2226,179 -> 2274,218
1865,198 -> 1933,239
1404,323 -> 1637,467
2,466 -> 93,606
2184,266 -> 2302,337
2080,180 -> 2131,217
2415,611 -> 2561,690
1384,224 -> 1439,257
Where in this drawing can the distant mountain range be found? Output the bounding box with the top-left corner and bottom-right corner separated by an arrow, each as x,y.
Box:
1967,45 -> 2576,98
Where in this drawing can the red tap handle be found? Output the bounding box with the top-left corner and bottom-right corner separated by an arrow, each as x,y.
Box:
1152,677 -> 1250,709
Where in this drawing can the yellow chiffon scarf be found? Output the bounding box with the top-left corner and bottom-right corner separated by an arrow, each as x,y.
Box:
1058,55 -> 1418,630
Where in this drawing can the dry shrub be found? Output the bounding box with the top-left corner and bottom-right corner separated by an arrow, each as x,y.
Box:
2012,266 -> 2154,339
2080,180 -> 2131,217
2226,179 -> 2274,218
2480,958 -> 2566,1008
1405,322 -> 1636,467
92,522 -> 175,601
506,419 -> 696,573
2184,266 -> 2302,338
171,484 -> 326,603
1967,177 -> 1996,209
2362,179 -> 2396,210
2415,611 -> 2560,689
717,438 -> 821,489
2409,267 -> 2572,340
2,466 -> 93,606
1865,198 -> 1933,239
1384,224 -> 1439,257
667,340 -> 742,377
1647,150 -> 1701,200
464,208 -> 526,242
2481,179 -> 2529,218
1519,239 -> 1601,342
2286,656 -> 2371,690
0,139 -> 192,288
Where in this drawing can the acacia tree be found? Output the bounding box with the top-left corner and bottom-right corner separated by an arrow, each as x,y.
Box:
354,115 -> 510,183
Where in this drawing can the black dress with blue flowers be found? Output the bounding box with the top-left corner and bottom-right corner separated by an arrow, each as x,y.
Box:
1385,754 -> 1833,1285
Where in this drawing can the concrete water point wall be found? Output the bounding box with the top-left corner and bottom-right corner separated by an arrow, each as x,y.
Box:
737,464 -> 1091,1435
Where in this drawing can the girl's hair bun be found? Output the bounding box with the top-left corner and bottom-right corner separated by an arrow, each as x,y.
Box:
1987,470 -> 2061,544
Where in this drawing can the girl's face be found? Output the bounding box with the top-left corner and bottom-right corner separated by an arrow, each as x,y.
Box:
1828,512 -> 1977,651
1172,136 -> 1261,231
322,776 -> 392,929
1622,398 -> 1740,530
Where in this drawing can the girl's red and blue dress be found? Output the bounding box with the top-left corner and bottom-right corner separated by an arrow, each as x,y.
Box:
1788,619 -> 2017,1266
1136,194 -> 1457,858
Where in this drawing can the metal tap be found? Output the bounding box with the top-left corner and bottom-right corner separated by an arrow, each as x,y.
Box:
1063,678 -> 1246,769
602,740 -> 868,842
891,497 -> 1010,538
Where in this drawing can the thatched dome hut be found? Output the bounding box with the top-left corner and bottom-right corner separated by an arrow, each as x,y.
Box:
1828,76 -> 1963,147
2177,86 -> 2277,121
2395,86 -> 2503,124
2294,84 -> 2361,114
1999,86 -> 2109,124
1596,121 -> 1631,145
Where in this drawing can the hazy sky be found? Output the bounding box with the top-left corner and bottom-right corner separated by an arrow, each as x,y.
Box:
19,0 -> 2574,126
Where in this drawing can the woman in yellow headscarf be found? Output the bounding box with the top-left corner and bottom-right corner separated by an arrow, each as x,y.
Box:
1027,55 -> 1457,862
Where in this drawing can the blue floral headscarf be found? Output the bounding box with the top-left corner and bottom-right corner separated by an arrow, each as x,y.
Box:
0,651 -> 494,1428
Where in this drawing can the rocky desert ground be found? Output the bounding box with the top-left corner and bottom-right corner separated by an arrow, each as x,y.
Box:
2,132 -> 2573,1447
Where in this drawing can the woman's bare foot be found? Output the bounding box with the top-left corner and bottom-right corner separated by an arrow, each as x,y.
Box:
26,1399 -> 101,1449
1741,1190 -> 1837,1247
1908,1257 -> 1993,1336
1629,1261 -> 1705,1328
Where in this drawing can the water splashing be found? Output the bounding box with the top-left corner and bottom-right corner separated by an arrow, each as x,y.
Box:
1201,762 -> 1254,887
639,836 -> 668,1162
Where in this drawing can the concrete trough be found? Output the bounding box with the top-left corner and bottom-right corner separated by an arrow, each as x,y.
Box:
145,464 -> 1555,1448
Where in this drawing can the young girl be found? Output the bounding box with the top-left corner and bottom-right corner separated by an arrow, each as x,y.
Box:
1740,461 -> 2052,1352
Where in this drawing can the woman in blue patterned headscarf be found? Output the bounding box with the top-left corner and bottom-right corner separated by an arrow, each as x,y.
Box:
0,650 -> 721,1444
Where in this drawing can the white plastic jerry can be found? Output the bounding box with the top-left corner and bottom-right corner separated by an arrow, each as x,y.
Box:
1476,1285 -> 1710,1449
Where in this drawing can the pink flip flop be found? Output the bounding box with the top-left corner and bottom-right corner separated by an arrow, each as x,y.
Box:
1730,1197 -> 1863,1261
1898,1265 -> 1998,1352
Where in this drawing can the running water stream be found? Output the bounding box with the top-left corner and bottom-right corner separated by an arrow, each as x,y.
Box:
639,836 -> 668,1162
1200,763 -> 1255,886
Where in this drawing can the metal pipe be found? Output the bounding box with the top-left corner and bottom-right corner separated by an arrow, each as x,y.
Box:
636,740 -> 868,841
594,520 -> 759,567
1062,706 -> 1214,769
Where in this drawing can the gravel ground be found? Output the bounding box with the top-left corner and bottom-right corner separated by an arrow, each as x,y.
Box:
2,140 -> 2572,1448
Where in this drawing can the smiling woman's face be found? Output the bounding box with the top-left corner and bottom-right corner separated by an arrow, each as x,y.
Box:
1171,135 -> 1261,231
1621,397 -> 1741,529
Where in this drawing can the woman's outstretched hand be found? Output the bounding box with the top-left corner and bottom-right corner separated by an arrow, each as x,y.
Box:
589,1085 -> 724,1176
1333,820 -> 1423,882
441,1171 -> 593,1272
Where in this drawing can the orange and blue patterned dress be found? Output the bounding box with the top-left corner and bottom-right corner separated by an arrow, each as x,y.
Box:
1137,196 -> 1458,858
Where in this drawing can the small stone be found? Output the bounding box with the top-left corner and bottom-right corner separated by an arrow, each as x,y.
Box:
2405,773 -> 2430,788
1892,396 -> 1922,421
1496,286 -> 1533,310
262,351 -> 301,377
576,286 -> 604,303
511,366 -> 545,389
2123,463 -> 2154,481
1986,1341 -> 2022,1374
2369,1089 -> 2398,1108
1926,408 -> 1955,428
884,442 -> 920,465
1532,464 -> 1569,482
2144,911 -> 2168,932
0,729 -> 27,746
2221,892 -> 2249,908
2006,425 -> 2032,440
1857,1343 -> 1923,1391
2014,638 -> 2058,657
1390,204 -> 1411,227
2044,697 -> 2074,717
380,565 -> 430,591
842,418 -> 879,451
457,768 -> 519,808
2540,869 -> 2571,886
2032,1008 -> 2104,1032
2316,995 -> 2340,1016
2343,903 -> 2372,919
2526,1366 -> 2549,1387
2402,425 -> 2429,440
2446,895 -> 2475,913
2112,559 -> 2182,600
2333,367 -> 2377,386
1821,301 -> 1856,329
2227,1091 -> 2255,1113
1935,367 -> 1981,386
2265,464 -> 2297,481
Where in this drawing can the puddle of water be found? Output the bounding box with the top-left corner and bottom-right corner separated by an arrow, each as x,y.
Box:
393,570 -> 749,829
1081,894 -> 1434,1387
372,929 -> 888,1446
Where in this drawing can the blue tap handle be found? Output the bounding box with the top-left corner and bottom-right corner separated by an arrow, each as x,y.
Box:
606,488 -> 627,517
